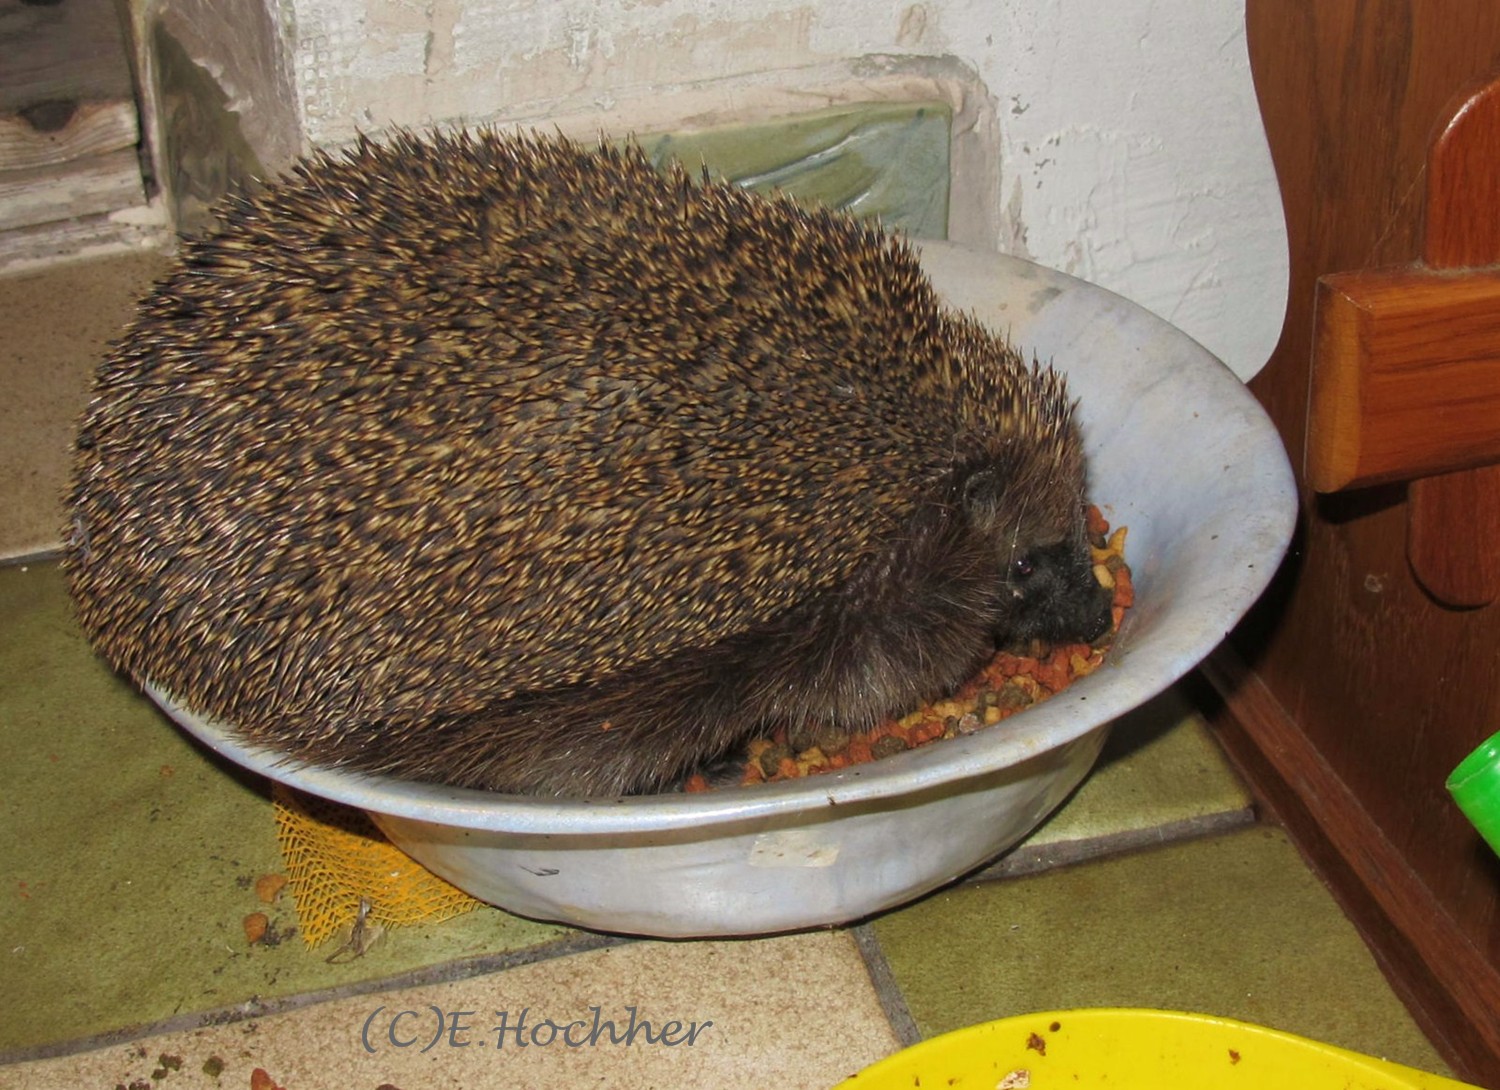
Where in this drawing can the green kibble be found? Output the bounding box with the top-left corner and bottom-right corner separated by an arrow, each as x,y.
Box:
812,723 -> 851,755
996,683 -> 1034,709
757,743 -> 793,778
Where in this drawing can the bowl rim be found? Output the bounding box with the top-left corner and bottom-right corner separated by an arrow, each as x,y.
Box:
151,664 -> 1140,835
830,1007 -> 1472,1090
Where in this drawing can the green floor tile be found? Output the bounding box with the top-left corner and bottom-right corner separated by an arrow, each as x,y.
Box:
990,685 -> 1255,876
871,825 -> 1448,1076
1,562 -> 567,1059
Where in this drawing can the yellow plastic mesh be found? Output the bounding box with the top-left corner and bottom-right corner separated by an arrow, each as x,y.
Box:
272,783 -> 482,947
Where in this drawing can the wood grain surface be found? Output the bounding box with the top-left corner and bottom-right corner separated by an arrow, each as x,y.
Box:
1228,2 -> 1500,1081
1310,266 -> 1500,492
1407,77 -> 1500,606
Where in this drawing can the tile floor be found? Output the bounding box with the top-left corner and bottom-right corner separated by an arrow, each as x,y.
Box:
0,251 -> 1455,1089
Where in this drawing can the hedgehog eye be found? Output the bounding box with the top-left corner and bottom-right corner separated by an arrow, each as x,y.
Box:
1012,554 -> 1036,579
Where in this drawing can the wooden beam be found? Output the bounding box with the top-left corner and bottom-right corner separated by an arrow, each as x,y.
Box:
1309,266 -> 1500,493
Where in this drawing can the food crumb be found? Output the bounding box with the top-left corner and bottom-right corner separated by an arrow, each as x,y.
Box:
997,1070 -> 1030,1089
242,913 -> 268,945
202,1055 -> 226,1077
253,874 -> 288,904
1025,1031 -> 1046,1056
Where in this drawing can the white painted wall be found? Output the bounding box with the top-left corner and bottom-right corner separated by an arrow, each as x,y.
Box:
279,0 -> 1287,379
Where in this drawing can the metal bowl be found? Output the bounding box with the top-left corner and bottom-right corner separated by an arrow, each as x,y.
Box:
151,243 -> 1297,938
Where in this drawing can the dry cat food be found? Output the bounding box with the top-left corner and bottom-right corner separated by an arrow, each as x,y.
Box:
684,505 -> 1132,792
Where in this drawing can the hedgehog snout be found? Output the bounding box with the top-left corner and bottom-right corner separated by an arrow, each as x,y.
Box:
998,538 -> 1114,647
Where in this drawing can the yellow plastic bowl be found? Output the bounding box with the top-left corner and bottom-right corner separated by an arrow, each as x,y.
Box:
834,1009 -> 1480,1089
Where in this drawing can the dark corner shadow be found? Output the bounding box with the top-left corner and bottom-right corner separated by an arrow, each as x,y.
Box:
1313,480 -> 1407,525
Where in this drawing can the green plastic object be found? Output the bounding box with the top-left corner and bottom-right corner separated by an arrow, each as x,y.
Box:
834,1009 -> 1477,1090
1448,729 -> 1500,857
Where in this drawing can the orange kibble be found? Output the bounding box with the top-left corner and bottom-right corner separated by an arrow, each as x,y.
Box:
683,774 -> 710,793
243,912 -> 269,945
953,677 -> 985,701
995,655 -> 1018,678
1113,566 -> 1135,608
828,752 -> 850,769
1035,667 -> 1068,693
775,756 -> 798,780
1086,504 -> 1110,538
254,873 -> 288,904
845,739 -> 874,765
916,721 -> 947,745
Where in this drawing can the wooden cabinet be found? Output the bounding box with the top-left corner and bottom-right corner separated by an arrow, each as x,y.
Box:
1207,4 -> 1500,1083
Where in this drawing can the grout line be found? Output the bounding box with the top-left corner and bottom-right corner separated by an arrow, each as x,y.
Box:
0,930 -> 632,1067
850,924 -> 922,1049
970,807 -> 1258,882
0,548 -> 64,568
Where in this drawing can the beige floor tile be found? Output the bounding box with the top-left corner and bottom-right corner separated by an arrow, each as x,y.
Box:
9,931 -> 900,1089
0,250 -> 170,560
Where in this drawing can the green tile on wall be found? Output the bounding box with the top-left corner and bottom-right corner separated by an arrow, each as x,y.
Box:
0,562 -> 567,1059
637,101 -> 952,237
870,826 -> 1448,1076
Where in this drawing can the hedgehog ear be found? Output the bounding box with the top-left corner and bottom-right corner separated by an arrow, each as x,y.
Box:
959,463 -> 1007,530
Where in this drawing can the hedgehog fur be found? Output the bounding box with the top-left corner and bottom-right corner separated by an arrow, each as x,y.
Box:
65,128 -> 1113,797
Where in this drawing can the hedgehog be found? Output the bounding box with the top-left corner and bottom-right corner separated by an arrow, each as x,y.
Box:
64,127 -> 1114,798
